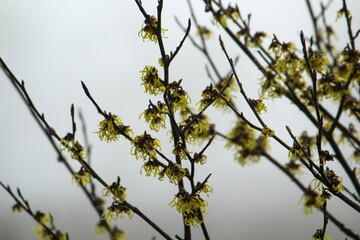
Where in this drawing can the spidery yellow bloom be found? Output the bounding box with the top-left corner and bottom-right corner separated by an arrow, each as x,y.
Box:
306,51 -> 330,74
140,101 -> 167,132
95,113 -> 132,143
288,141 -> 305,160
196,183 -> 213,197
103,183 -> 127,202
250,97 -> 268,114
226,119 -> 265,166
102,201 -> 133,222
167,80 -> 191,112
131,132 -> 161,161
138,15 -> 167,43
326,169 -> 344,193
33,211 -> 51,225
140,160 -> 163,177
169,189 -> 209,227
194,152 -> 207,165
197,84 -> 232,111
72,168 -> 92,187
180,114 -> 210,144
60,133 -> 87,160
140,66 -> 165,95
159,163 -> 186,184
172,142 -> 190,161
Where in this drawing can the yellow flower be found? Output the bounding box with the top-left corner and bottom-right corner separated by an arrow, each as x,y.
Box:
33,211 -> 51,225
180,114 -> 210,144
140,101 -> 167,132
131,132 -> 161,161
159,163 -> 186,184
102,183 -> 127,202
288,141 -> 305,160
261,126 -> 275,137
94,113 -> 132,143
169,189 -> 209,227
140,160 -> 162,177
193,152 -> 207,165
102,202 -> 133,222
250,97 -> 268,114
196,183 -> 213,197
326,169 -> 344,193
172,142 -> 189,161
197,84 -> 231,111
138,15 -> 167,43
308,51 -> 330,73
167,80 -> 191,112
140,66 -> 165,95
60,133 -> 87,160
32,226 -> 52,240
72,168 -> 92,187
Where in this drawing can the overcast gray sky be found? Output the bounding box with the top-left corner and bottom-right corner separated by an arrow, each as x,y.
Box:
1,0 -> 359,239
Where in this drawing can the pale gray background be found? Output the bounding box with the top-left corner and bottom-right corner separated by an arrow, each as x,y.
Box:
1,0 -> 359,239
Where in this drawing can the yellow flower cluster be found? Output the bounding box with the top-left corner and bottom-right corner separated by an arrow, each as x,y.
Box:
140,66 -> 165,95
197,84 -> 230,111
131,132 -> 161,161
261,126 -> 275,137
250,97 -> 268,114
308,51 -> 330,73
101,181 -> 133,223
180,114 -> 210,144
193,152 -> 207,165
60,133 -> 87,160
138,15 -> 167,43
159,163 -> 186,184
140,160 -> 162,177
167,80 -> 191,112
102,183 -> 127,202
72,168 -> 92,188
226,120 -> 268,166
169,189 -> 208,227
32,211 -> 67,240
95,113 -> 133,143
172,142 -> 189,161
102,201 -> 133,222
288,141 -> 305,160
140,101 -> 167,132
